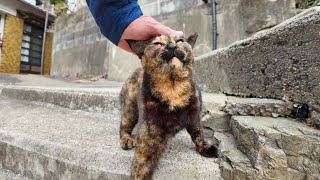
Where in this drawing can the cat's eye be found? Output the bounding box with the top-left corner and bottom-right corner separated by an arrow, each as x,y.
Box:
153,42 -> 165,46
176,39 -> 185,43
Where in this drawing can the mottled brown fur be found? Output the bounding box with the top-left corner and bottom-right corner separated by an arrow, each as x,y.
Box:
119,34 -> 218,180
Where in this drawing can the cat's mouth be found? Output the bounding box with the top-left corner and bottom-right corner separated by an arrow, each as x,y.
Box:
160,49 -> 186,68
170,57 -> 183,68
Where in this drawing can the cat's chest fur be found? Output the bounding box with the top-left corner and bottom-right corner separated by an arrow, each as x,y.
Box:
139,72 -> 199,131
142,71 -> 194,111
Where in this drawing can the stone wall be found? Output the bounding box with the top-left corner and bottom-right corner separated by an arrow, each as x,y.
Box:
51,10 -> 109,77
51,5 -> 142,81
0,14 -> 23,74
51,0 -> 298,81
144,0 -> 297,49
216,0 -> 296,48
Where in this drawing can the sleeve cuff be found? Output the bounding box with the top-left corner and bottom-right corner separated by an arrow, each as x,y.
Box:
97,2 -> 143,45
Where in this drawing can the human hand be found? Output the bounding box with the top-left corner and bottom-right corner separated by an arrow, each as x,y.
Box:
118,16 -> 183,53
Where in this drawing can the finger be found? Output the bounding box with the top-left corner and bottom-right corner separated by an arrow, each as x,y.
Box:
155,24 -> 184,38
172,31 -> 184,38
154,25 -> 173,36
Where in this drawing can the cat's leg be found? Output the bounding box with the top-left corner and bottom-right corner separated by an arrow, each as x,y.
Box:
186,119 -> 218,158
119,69 -> 143,150
120,103 -> 138,150
131,123 -> 169,180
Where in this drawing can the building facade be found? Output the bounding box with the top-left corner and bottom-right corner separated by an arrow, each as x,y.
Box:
0,0 -> 54,74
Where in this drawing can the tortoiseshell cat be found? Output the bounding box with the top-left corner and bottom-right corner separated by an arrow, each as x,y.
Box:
119,33 -> 218,180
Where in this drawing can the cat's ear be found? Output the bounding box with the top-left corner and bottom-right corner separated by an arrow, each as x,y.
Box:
127,40 -> 150,59
186,33 -> 198,48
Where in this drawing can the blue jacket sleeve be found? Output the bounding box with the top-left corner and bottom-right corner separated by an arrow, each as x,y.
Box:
86,0 -> 143,45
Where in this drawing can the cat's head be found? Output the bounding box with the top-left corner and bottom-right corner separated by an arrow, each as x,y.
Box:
127,33 -> 198,76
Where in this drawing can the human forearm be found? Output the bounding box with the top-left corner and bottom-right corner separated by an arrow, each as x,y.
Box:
86,0 -> 143,45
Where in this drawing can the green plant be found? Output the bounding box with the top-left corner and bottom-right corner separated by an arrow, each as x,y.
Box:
296,0 -> 318,9
51,0 -> 69,15
313,0 -> 320,5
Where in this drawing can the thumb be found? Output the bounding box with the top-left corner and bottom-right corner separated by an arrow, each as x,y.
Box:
118,39 -> 134,53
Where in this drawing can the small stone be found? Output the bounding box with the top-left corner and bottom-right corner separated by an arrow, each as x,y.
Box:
201,110 -> 231,131
72,79 -> 90,83
203,127 -> 214,138
90,76 -> 100,81
307,110 -> 320,128
272,112 -> 280,118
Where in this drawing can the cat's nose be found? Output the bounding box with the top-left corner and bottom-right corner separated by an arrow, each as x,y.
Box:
167,44 -> 176,50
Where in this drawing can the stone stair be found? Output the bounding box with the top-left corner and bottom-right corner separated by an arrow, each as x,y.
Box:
1,6 -> 319,180
1,84 -> 319,179
201,97 -> 320,180
215,132 -> 258,179
0,96 -> 222,180
230,116 -> 320,179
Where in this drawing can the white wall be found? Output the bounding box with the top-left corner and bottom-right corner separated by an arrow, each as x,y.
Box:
24,0 -> 36,5
68,0 -> 87,12
0,0 -> 17,64
0,0 -> 17,16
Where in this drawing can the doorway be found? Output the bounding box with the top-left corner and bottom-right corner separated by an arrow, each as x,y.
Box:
20,23 -> 44,74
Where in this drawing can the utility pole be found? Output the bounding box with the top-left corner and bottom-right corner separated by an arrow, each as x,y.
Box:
40,0 -> 49,75
212,0 -> 217,50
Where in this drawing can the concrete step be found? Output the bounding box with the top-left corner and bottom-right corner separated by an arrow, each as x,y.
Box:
201,97 -> 305,133
0,168 -> 28,180
0,85 -> 228,113
0,96 -> 222,180
224,96 -> 297,118
1,85 -> 301,119
230,116 -> 320,179
0,85 -> 121,112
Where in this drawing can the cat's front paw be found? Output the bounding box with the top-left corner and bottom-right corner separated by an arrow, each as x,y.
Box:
120,136 -> 136,150
196,143 -> 219,158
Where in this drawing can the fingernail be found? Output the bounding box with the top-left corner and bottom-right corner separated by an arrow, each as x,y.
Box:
175,31 -> 184,37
